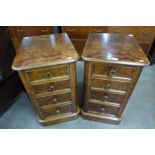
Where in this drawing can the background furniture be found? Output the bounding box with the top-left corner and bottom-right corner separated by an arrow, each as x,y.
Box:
61,26 -> 155,60
12,33 -> 79,125
81,33 -> 149,124
9,26 -> 55,52
0,26 -> 23,116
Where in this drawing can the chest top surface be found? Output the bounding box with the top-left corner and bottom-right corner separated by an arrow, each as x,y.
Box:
12,33 -> 79,70
82,33 -> 150,66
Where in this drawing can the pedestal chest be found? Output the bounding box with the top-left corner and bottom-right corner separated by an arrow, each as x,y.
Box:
12,33 -> 79,125
81,33 -> 150,124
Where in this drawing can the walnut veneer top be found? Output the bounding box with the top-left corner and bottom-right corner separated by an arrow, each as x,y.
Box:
82,33 -> 150,66
12,33 -> 79,70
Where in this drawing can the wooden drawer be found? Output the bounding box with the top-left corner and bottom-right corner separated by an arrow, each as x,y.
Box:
90,90 -> 124,104
138,27 -> 155,42
91,78 -> 129,93
107,26 -> 155,42
92,64 -> 136,80
36,92 -> 72,107
71,39 -> 86,56
40,104 -> 74,118
12,26 -> 54,39
62,26 -> 107,39
87,102 -> 119,116
32,80 -> 70,96
26,65 -> 69,82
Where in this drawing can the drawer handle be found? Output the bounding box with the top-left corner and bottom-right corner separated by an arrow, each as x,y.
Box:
106,84 -> 112,90
48,85 -> 54,92
45,72 -> 52,79
56,109 -> 60,115
103,96 -> 109,102
141,30 -> 151,35
109,69 -> 116,76
52,98 -> 57,104
66,29 -> 75,32
16,29 -> 23,32
113,30 -> 121,33
41,29 -> 49,32
100,108 -> 105,113
94,29 -> 103,33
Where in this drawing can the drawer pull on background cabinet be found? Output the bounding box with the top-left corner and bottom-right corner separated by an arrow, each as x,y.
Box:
48,85 -> 54,92
66,29 -> 75,32
94,29 -> 103,33
45,72 -> 52,78
41,29 -> 49,32
16,29 -> 23,32
141,30 -> 151,35
106,84 -> 112,90
109,69 -> 116,76
103,96 -> 109,102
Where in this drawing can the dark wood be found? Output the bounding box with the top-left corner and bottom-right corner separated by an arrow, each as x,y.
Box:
82,33 -> 149,66
62,26 -> 107,57
12,33 -> 79,125
81,33 -> 149,125
9,26 -> 55,52
12,33 -> 79,70
61,26 -> 155,57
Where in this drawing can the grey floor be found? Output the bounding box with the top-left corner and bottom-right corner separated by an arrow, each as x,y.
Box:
0,61 -> 155,129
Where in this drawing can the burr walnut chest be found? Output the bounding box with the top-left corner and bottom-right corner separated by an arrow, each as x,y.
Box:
81,33 -> 150,124
12,33 -> 79,125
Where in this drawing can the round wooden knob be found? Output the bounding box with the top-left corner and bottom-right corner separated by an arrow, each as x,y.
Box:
52,98 -> 57,104
45,72 -> 52,78
103,96 -> 109,102
56,109 -> 60,114
109,69 -> 116,76
48,85 -> 54,92
100,108 -> 105,113
106,84 -> 112,90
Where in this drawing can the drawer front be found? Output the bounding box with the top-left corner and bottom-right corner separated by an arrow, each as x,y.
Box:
87,102 -> 119,116
14,26 -> 54,39
62,26 -> 107,39
91,79 -> 129,93
40,104 -> 74,118
36,92 -> 72,107
92,64 -> 136,79
107,26 -> 155,42
138,27 -> 155,42
71,39 -> 86,56
90,90 -> 124,104
26,65 -> 69,82
32,80 -> 70,95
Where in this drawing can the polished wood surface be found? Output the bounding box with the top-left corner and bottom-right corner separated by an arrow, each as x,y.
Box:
9,26 -> 55,52
12,33 -> 79,70
81,33 -> 149,124
82,33 -> 150,66
62,26 -> 155,57
12,33 -> 79,125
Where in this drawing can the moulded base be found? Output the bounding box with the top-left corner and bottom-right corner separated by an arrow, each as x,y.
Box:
37,107 -> 80,126
81,109 -> 122,125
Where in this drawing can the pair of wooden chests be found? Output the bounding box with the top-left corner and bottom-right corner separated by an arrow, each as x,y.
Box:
12,33 -> 149,125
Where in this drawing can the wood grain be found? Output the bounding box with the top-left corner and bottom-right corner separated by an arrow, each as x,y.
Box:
12,33 -> 79,70
82,33 -> 150,66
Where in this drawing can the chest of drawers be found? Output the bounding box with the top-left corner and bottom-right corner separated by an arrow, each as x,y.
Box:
62,26 -> 155,57
9,26 -> 55,52
81,33 -> 150,124
12,33 -> 79,125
